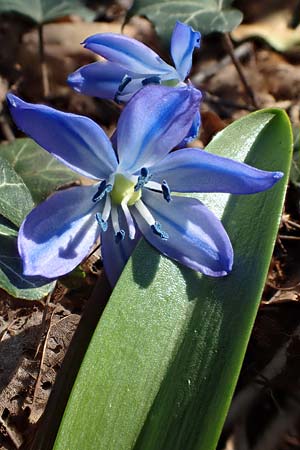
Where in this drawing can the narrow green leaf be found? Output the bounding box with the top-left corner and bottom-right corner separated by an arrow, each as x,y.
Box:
127,0 -> 243,45
0,138 -> 79,203
52,109 -> 291,450
0,215 -> 54,300
0,0 -> 95,25
0,154 -> 34,227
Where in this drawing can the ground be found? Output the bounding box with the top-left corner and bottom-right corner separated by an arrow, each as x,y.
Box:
0,1 -> 300,449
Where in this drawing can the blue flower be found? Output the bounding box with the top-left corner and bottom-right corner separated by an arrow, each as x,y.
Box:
7,86 -> 283,286
68,21 -> 201,143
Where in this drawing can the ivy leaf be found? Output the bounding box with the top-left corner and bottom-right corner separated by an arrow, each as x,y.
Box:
0,138 -> 79,204
0,0 -> 95,25
126,0 -> 243,45
0,215 -> 55,300
0,154 -> 34,227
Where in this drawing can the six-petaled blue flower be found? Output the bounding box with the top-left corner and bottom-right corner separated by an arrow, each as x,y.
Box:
68,21 -> 202,143
7,86 -> 283,286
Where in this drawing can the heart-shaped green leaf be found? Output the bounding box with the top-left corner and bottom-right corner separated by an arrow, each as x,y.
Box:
0,154 -> 34,227
50,109 -> 291,450
0,215 -> 54,300
0,0 -> 95,25
127,0 -> 243,45
0,138 -> 79,203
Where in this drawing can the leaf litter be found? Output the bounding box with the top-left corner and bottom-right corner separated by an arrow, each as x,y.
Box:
0,0 -> 300,448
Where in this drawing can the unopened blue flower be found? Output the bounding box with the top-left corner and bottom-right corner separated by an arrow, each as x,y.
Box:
7,86 -> 283,286
68,21 -> 201,143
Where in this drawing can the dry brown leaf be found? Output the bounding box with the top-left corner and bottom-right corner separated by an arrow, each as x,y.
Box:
232,11 -> 300,53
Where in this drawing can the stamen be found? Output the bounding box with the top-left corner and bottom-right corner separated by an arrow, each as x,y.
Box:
114,75 -> 132,103
151,221 -> 169,240
111,206 -> 120,234
115,230 -> 125,243
95,212 -> 108,232
145,180 -> 162,191
142,179 -> 171,202
92,180 -> 112,203
111,206 -> 126,243
102,194 -> 111,222
134,200 -> 155,226
161,180 -> 171,202
135,200 -> 169,240
142,76 -> 161,86
134,167 -> 152,191
121,196 -> 136,240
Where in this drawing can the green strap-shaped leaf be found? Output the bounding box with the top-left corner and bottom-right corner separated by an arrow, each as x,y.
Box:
0,0 -> 95,25
52,109 -> 292,450
126,0 -> 243,45
0,138 -> 79,203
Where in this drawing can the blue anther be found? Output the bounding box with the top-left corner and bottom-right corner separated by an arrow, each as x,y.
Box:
92,181 -> 112,203
161,180 -> 171,202
115,229 -> 125,243
95,213 -> 108,232
151,221 -> 169,240
141,167 -> 149,178
114,75 -> 132,103
134,167 -> 152,191
142,76 -> 161,86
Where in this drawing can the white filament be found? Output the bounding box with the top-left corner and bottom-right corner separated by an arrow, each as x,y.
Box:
111,206 -> 120,234
102,194 -> 111,222
121,196 -> 136,239
145,180 -> 163,191
134,200 -> 156,226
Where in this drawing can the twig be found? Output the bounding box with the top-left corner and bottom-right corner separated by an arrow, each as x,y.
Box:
278,234 -> 300,240
253,395 -> 300,450
224,322 -> 300,431
289,0 -> 300,28
0,113 -> 15,141
30,306 -> 57,419
85,243 -> 101,262
204,91 -> 255,112
0,415 -> 22,449
232,421 -> 251,450
223,33 -> 259,109
37,24 -> 50,98
191,42 -> 253,85
34,292 -> 53,359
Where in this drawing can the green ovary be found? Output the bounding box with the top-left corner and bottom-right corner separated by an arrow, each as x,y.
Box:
162,79 -> 179,87
110,173 -> 141,206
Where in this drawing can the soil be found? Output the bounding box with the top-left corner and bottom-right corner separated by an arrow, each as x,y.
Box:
0,1 -> 300,449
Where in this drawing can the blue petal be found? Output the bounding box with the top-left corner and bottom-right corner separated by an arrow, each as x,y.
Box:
7,94 -> 117,180
170,21 -> 201,80
117,85 -> 202,173
150,148 -> 283,194
68,61 -> 129,99
178,109 -> 201,146
82,33 -> 177,76
133,189 -> 233,276
18,185 -> 101,278
101,213 -> 141,286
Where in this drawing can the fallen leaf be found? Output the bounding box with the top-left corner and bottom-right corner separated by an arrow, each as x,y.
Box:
232,11 -> 300,52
